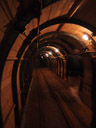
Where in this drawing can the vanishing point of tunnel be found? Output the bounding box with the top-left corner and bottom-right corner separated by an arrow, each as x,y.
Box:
0,0 -> 96,128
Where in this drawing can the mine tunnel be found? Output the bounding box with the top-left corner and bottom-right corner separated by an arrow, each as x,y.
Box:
0,0 -> 96,128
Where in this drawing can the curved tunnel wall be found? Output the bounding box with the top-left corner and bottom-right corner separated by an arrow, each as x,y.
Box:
1,23 -> 96,128
48,53 -> 93,107
0,1 -> 96,127
0,34 -> 25,128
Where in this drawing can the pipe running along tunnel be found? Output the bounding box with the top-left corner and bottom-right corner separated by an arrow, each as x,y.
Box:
0,0 -> 96,128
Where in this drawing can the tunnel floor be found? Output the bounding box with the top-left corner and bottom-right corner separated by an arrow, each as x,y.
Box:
20,68 -> 92,128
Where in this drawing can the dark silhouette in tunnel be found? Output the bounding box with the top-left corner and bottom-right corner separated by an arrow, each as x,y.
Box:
40,56 -> 47,67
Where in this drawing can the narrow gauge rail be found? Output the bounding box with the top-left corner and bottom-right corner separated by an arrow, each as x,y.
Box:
21,68 -> 91,128
41,69 -> 90,128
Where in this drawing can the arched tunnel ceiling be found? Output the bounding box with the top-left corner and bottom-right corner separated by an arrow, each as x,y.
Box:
27,23 -> 93,59
40,24 -> 92,46
1,0 -> 96,59
23,0 -> 96,56
1,1 -> 96,127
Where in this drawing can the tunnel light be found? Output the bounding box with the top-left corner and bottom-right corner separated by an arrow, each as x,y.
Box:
83,34 -> 89,40
49,51 -> 52,55
55,48 -> 59,53
41,56 -> 43,58
45,53 -> 49,57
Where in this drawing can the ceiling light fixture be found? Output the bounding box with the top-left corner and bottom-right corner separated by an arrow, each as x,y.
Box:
45,53 -> 49,57
83,34 -> 89,40
49,52 -> 52,55
41,56 -> 43,58
55,48 -> 59,53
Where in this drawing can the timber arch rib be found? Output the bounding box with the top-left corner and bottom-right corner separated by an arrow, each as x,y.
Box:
0,0 -> 96,128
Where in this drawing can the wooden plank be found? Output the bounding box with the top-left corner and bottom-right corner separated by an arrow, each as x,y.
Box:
25,21 -> 34,34
1,77 -> 11,90
32,18 -> 38,28
29,20 -> 35,31
10,35 -> 24,52
1,61 -> 14,81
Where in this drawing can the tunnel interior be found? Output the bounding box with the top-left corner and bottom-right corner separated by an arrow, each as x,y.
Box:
0,0 -> 96,128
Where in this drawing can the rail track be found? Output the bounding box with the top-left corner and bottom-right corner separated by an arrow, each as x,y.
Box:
21,68 -> 91,128
41,69 -> 90,128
